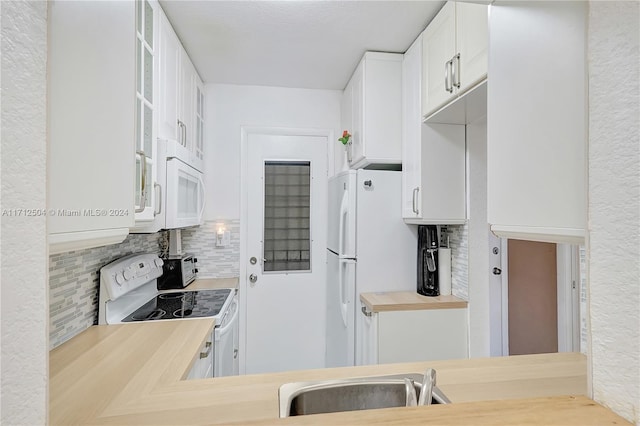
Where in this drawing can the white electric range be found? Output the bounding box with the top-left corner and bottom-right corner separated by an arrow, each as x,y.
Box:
98,253 -> 239,377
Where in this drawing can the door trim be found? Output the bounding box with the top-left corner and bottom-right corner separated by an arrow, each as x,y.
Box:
239,126 -> 333,374
497,239 -> 581,356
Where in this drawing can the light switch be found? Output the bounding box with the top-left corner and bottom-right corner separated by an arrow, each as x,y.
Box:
216,230 -> 231,247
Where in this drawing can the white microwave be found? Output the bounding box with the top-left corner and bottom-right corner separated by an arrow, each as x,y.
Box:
159,139 -> 205,229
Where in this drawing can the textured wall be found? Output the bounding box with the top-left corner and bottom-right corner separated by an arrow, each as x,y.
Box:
0,1 -> 49,423
49,232 -> 165,349
181,220 -> 240,278
587,2 -> 640,423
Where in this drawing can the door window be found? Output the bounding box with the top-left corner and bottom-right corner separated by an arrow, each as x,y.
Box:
263,161 -> 311,272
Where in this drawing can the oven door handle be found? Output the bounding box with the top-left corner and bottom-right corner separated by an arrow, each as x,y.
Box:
215,302 -> 238,340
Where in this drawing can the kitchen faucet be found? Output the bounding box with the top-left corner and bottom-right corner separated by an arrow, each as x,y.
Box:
418,368 -> 437,406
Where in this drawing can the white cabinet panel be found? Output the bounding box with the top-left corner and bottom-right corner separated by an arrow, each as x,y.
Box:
356,301 -> 468,365
401,36 -> 423,220
179,50 -> 196,148
402,35 -> 466,225
456,2 -> 489,95
422,1 -> 456,116
350,60 -> 365,166
422,1 -> 488,121
158,11 -> 180,142
48,1 -> 135,253
340,52 -> 403,169
487,1 -> 587,244
378,309 -> 468,364
157,6 -> 204,171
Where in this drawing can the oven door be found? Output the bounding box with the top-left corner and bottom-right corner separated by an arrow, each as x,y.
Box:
165,157 -> 205,229
214,295 -> 239,377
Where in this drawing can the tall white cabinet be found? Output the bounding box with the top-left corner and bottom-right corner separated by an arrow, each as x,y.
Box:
487,1 -> 587,244
48,1 -> 137,253
340,52 -> 403,170
401,35 -> 466,224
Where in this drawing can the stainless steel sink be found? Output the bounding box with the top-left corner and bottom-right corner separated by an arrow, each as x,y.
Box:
278,373 -> 451,417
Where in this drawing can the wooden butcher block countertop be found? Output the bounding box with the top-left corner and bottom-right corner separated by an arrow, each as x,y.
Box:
50,314 -> 628,425
361,291 -> 468,312
185,276 -> 239,290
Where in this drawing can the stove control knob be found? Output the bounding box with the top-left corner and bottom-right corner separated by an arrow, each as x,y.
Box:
123,269 -> 134,281
154,258 -> 164,268
115,272 -> 125,285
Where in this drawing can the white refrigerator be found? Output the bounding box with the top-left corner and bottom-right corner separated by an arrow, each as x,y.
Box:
326,169 -> 417,367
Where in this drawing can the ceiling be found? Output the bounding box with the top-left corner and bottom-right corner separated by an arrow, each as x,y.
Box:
159,1 -> 445,90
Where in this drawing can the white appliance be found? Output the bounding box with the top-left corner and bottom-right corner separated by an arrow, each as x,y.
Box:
214,293 -> 240,377
98,253 -> 238,378
159,139 -> 205,229
326,170 -> 417,368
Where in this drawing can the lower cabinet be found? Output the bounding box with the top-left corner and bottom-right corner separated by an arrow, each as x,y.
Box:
357,300 -> 468,365
186,330 -> 214,380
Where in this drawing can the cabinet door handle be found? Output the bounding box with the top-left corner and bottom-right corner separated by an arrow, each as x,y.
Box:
444,60 -> 451,93
200,341 -> 212,359
445,60 -> 454,93
182,122 -> 187,147
177,120 -> 187,147
135,150 -> 147,213
153,182 -> 162,216
412,187 -> 420,215
452,54 -> 461,89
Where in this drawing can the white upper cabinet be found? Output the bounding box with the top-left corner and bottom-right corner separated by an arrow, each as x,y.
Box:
487,1 -> 587,244
402,35 -> 466,225
194,80 -> 206,165
157,7 -> 204,171
422,1 -> 488,121
179,51 -> 196,148
48,0 -> 136,253
158,10 -> 181,143
341,52 -> 403,169
134,0 -> 159,223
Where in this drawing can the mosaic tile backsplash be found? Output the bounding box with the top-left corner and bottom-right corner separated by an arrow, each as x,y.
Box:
446,224 -> 469,301
49,232 -> 165,349
181,220 -> 240,278
49,220 -> 241,350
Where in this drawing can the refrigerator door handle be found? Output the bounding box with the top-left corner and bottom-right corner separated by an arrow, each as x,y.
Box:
338,258 -> 356,328
338,189 -> 349,256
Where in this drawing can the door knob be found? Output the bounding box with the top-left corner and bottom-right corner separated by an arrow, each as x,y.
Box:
249,274 -> 258,283
493,267 -> 502,275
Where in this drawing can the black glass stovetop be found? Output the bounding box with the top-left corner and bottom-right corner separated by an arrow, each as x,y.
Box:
122,289 -> 232,322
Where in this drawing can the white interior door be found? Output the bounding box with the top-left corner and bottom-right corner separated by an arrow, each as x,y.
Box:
244,132 -> 327,374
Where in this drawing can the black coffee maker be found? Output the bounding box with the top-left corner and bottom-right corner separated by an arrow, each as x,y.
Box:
417,225 -> 439,297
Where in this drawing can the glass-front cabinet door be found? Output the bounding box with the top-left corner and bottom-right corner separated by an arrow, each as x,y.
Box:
195,82 -> 205,166
135,0 -> 157,221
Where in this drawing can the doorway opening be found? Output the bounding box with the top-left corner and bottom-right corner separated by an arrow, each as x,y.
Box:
493,238 -> 581,356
